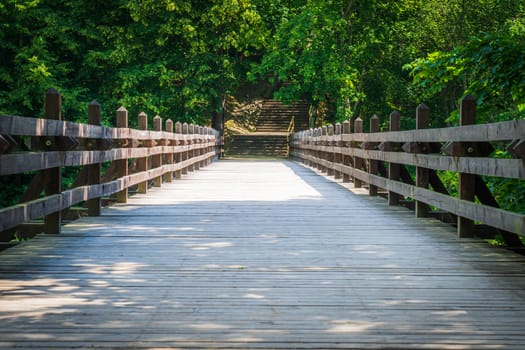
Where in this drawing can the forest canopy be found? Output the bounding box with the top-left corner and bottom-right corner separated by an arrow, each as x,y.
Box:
0,0 -> 523,127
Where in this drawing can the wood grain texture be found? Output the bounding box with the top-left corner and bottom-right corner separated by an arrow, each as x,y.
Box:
1,160 -> 525,349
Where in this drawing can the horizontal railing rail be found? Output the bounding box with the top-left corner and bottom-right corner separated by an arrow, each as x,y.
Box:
291,95 -> 524,242
0,89 -> 222,242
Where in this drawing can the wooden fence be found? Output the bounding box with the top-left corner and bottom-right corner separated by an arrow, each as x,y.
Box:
0,89 -> 221,244
291,95 -> 525,242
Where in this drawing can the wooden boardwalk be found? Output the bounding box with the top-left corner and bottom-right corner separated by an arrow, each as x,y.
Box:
1,160 -> 525,349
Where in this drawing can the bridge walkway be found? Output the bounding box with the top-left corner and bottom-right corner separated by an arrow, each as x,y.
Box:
1,160 -> 525,349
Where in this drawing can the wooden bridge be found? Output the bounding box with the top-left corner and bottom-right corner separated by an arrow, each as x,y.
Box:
1,90 -> 525,349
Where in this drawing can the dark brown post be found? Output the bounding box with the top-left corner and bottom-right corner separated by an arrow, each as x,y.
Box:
152,115 -> 162,187
458,95 -> 476,237
369,115 -> 379,196
188,124 -> 195,172
415,104 -> 430,217
175,122 -> 183,179
334,123 -> 342,179
137,112 -> 149,194
342,120 -> 351,182
43,89 -> 62,234
204,127 -> 210,166
87,101 -> 102,216
182,123 -> 189,175
327,124 -> 334,176
308,129 -> 313,167
321,126 -> 328,173
115,107 -> 129,203
194,125 -> 201,171
388,111 -> 401,206
165,119 -> 174,182
353,117 -> 363,188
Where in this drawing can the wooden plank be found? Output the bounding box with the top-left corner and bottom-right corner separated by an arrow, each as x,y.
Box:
1,160 -> 525,349
293,152 -> 525,235
0,114 -> 217,144
0,151 -> 217,231
293,144 -> 525,179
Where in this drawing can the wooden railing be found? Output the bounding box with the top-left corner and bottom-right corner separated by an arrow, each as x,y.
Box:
291,95 -> 525,242
0,89 -> 221,243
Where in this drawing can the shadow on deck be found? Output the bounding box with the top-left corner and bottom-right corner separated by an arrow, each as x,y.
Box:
1,160 -> 525,349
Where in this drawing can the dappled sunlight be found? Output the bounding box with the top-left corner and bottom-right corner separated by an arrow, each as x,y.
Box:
243,293 -> 266,299
0,160 -> 522,348
82,262 -> 148,275
188,323 -> 232,330
327,320 -> 385,333
185,241 -> 233,250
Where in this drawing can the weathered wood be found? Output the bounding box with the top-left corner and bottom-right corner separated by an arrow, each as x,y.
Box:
0,134 -> 17,154
415,104 -> 430,218
175,122 -> 183,179
292,151 -> 525,235
353,118 -> 364,188
164,119 -> 174,183
182,123 -> 189,175
342,120 -> 351,183
369,115 -> 379,196
289,143 -> 524,179
327,124 -> 335,176
152,115 -> 163,187
388,111 -> 401,206
508,139 -> 525,159
43,89 -> 62,234
1,160 -> 525,349
458,95 -> 476,238
115,107 -> 129,203
87,101 -> 102,216
338,119 -> 525,143
137,112 -> 149,194
474,175 -> 524,247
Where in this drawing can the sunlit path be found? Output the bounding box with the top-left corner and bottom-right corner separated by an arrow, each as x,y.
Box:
1,160 -> 525,349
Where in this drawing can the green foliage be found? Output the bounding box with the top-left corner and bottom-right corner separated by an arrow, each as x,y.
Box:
405,18 -> 525,124
0,0 -> 268,125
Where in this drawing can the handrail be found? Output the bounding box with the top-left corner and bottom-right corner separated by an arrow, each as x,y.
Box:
290,95 -> 524,241
0,89 -> 222,240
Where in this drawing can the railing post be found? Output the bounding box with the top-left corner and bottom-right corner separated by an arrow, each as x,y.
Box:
188,124 -> 195,172
334,123 -> 342,179
458,95 -> 476,237
327,124 -> 334,176
165,119 -> 174,183
182,123 -> 189,175
43,89 -> 62,234
115,107 -> 129,203
369,115 -> 379,196
321,126 -> 328,173
388,111 -> 401,206
87,101 -> 102,216
152,115 -> 163,187
204,127 -> 211,166
353,117 -> 363,188
175,122 -> 183,179
194,125 -> 201,171
342,120 -> 351,183
137,112 -> 149,194
415,104 -> 431,217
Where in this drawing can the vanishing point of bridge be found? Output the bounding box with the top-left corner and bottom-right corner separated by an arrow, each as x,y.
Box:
1,90 -> 525,349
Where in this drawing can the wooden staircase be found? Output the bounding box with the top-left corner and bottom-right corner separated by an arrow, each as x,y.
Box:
227,100 -> 309,157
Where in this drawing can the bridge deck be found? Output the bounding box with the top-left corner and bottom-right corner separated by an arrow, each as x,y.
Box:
1,160 -> 525,349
